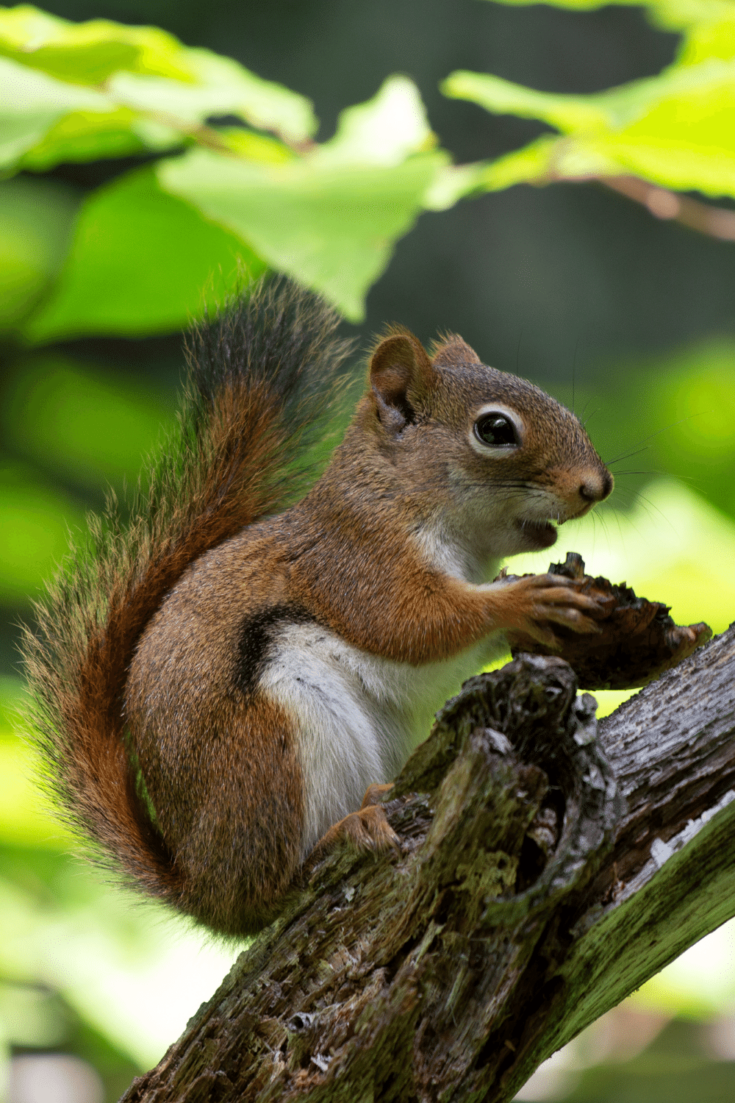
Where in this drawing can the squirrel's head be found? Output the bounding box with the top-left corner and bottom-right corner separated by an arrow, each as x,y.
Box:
360,329 -> 613,561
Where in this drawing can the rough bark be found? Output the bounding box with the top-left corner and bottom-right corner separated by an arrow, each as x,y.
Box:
121,624 -> 735,1103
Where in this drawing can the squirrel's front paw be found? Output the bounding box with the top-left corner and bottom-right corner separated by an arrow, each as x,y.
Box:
498,573 -> 612,650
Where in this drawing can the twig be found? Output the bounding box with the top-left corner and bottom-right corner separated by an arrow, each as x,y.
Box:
601,174 -> 735,242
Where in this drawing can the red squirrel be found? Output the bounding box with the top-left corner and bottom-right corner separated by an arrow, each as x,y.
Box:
24,279 -> 612,937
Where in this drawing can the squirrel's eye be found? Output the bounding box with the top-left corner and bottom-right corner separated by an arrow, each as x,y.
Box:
474,413 -> 518,448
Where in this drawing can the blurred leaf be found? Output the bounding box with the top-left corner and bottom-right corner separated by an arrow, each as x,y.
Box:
18,107 -> 179,172
0,982 -> 71,1048
425,138 -> 557,208
0,675 -> 24,730
554,1017 -> 735,1102
0,54 -> 116,168
218,127 -> 296,163
444,70 -> 608,131
155,78 -> 445,319
108,50 -> 316,141
0,4 -> 317,162
0,679 -> 69,851
0,466 -> 87,602
0,4 -> 193,82
444,0 -> 735,203
315,75 -> 436,167
0,176 -> 78,332
158,146 -> 446,321
0,980 -> 141,1100
2,355 -> 172,488
23,168 -> 263,342
442,58 -> 735,198
553,340 -> 735,523
479,0 -> 638,7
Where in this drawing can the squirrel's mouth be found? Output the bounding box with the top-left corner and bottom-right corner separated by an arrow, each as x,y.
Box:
518,518 -> 558,549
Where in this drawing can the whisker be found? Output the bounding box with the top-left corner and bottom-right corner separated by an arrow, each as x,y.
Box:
605,446 -> 649,466
604,413 -> 703,465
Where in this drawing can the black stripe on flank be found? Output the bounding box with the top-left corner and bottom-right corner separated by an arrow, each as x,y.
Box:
234,604 -> 314,697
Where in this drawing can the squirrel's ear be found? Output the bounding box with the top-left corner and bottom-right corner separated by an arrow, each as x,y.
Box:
369,333 -> 436,432
431,334 -> 481,369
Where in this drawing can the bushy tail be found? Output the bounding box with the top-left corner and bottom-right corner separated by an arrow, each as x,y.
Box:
21,278 -> 353,904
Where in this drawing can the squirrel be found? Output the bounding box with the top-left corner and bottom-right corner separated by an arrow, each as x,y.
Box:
23,278 -> 613,938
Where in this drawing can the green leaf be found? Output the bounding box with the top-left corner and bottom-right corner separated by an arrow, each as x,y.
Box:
425,138 -> 562,208
0,54 -> 115,168
0,5 -> 317,144
315,75 -> 436,166
158,145 -> 446,321
23,167 -> 264,343
108,49 -> 316,142
150,76 -> 444,321
18,108 -> 179,172
443,70 -> 607,132
0,4 -> 204,84
443,58 -> 735,198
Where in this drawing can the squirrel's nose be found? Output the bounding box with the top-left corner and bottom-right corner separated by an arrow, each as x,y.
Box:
579,469 -> 614,503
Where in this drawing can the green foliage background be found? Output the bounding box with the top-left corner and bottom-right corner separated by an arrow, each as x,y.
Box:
1,1 -> 735,1099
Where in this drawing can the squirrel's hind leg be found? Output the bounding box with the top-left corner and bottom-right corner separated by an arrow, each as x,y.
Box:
143,692 -> 307,937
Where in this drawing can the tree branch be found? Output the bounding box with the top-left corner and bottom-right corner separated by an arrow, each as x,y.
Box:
601,175 -> 735,242
120,625 -> 735,1103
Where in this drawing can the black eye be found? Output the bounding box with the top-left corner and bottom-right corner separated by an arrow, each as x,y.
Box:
474,413 -> 518,447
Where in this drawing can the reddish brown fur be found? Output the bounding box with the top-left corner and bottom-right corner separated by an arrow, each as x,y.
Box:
26,282 -> 612,938
52,385 -> 290,902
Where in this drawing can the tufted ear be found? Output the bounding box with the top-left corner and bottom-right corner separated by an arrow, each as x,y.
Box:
431,333 -> 482,369
369,332 -> 437,433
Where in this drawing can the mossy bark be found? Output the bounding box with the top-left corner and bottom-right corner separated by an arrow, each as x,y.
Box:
122,626 -> 735,1103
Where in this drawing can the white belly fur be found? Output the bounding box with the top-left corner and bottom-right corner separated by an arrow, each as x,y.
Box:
260,621 -> 508,856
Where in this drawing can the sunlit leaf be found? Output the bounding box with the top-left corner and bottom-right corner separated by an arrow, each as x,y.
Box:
158,145 -> 446,321
477,0 -> 636,7
425,139 -> 561,208
23,167 -> 263,342
0,54 -> 115,167
0,4 -> 193,83
315,75 -> 436,167
444,70 -> 607,131
108,50 -> 316,142
0,5 -> 317,145
442,58 -> 735,198
18,108 -> 179,171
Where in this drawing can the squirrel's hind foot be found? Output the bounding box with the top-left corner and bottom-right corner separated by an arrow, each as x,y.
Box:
305,784 -> 399,872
